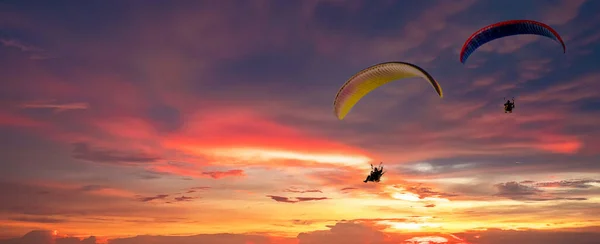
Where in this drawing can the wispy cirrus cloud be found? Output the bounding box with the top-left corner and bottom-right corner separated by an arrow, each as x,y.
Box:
0,38 -> 53,60
18,101 -> 89,112
493,181 -> 588,202
71,142 -> 161,165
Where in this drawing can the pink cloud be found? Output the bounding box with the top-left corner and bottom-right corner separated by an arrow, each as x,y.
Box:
159,109 -> 373,166
0,38 -> 41,52
18,101 -> 89,112
0,111 -> 44,127
516,59 -> 553,82
539,0 -> 587,25
519,72 -> 600,103
357,0 -> 478,62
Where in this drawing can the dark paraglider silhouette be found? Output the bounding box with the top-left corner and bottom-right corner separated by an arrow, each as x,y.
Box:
364,162 -> 386,183
504,97 -> 515,113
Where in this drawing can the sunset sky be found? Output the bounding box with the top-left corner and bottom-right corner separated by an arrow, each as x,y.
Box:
1,0 -> 600,244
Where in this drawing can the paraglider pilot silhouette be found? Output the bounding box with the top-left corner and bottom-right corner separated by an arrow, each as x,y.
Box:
504,97 -> 515,113
364,162 -> 386,183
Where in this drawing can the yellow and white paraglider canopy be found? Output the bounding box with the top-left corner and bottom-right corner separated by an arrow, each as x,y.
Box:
333,62 -> 443,120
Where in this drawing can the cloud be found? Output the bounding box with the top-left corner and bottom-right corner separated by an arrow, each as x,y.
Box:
296,197 -> 329,202
362,0 -> 478,62
5,226 -> 600,244
190,186 -> 211,190
185,186 -> 211,193
18,101 -> 89,112
405,185 -> 459,199
0,230 -> 95,244
266,195 -> 297,203
535,179 -> 600,188
108,233 -> 292,244
79,185 -> 108,192
539,0 -> 587,25
173,196 -> 196,202
134,188 -> 205,204
8,216 -> 67,224
283,188 -> 323,193
266,195 -> 329,204
519,72 -> 600,104
0,180 -> 159,221
298,222 -> 600,244
0,38 -> 52,60
404,236 -> 448,244
297,221 -> 468,244
71,142 -> 161,165
135,194 -> 169,203
0,38 -> 41,52
494,181 -> 543,197
149,162 -> 248,180
0,230 -> 53,244
297,222 -> 388,244
465,227 -> 600,244
291,219 -> 319,226
201,169 -> 246,179
494,181 -> 589,201
0,111 -> 45,127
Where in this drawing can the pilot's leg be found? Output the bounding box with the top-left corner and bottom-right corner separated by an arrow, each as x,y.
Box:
364,175 -> 371,183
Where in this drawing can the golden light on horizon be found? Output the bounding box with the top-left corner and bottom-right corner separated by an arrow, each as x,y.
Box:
389,187 -> 451,203
392,192 -> 421,201
381,220 -> 443,231
404,236 -> 449,244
